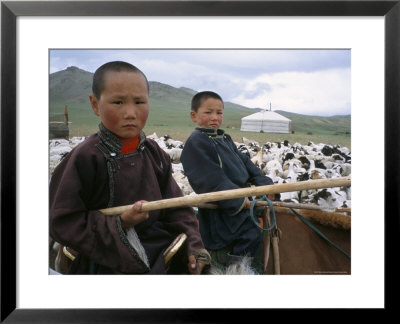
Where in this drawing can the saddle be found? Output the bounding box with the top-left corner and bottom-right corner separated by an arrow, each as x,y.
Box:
55,245 -> 78,274
54,233 -> 189,274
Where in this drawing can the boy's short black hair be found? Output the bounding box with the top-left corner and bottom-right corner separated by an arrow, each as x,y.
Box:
92,61 -> 149,99
191,91 -> 224,112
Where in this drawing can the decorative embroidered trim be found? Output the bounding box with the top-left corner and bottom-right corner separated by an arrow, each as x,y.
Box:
215,148 -> 223,168
196,127 -> 248,214
116,216 -> 150,271
195,129 -> 224,169
95,142 -> 117,208
195,127 -> 225,138
97,123 -> 122,154
115,131 -> 147,158
95,124 -> 148,207
125,227 -> 150,269
198,127 -> 245,170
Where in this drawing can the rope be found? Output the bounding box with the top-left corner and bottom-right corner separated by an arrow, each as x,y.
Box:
249,195 -> 276,231
289,208 -> 351,260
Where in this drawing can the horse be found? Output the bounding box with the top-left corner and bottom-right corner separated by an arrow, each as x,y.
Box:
261,207 -> 350,275
49,207 -> 350,275
207,206 -> 351,275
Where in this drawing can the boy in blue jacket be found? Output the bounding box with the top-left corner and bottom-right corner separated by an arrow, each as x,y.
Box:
181,91 -> 274,265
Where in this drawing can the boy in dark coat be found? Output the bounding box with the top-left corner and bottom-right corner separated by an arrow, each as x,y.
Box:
180,91 -> 274,263
50,61 -> 208,274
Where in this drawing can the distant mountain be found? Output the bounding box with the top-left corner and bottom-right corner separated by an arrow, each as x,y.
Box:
49,67 -> 350,137
276,110 -> 350,119
179,87 -> 197,96
149,81 -> 194,103
275,110 -> 350,135
49,66 -> 252,117
49,66 -> 254,134
50,66 -> 92,105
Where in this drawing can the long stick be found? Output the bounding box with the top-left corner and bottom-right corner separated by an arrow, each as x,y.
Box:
197,201 -> 351,214
99,176 -> 351,215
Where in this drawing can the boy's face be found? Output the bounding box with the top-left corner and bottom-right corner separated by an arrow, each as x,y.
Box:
190,97 -> 223,129
90,71 -> 149,139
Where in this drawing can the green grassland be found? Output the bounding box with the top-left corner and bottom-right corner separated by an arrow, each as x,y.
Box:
50,67 -> 351,149
51,101 -> 351,149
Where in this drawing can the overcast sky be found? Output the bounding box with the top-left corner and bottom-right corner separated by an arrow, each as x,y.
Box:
50,49 -> 350,116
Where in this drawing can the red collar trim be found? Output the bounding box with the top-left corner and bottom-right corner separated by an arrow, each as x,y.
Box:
120,136 -> 140,154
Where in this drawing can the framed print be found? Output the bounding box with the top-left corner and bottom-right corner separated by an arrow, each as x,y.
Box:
2,0 -> 399,322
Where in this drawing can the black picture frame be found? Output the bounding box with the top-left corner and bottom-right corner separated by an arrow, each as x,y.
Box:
1,0 -> 399,322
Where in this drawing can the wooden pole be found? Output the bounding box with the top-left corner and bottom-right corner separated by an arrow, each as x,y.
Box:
64,105 -> 69,125
272,237 -> 280,274
99,176 -> 351,215
197,201 -> 351,214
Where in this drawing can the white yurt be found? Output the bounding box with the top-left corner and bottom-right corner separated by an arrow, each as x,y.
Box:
240,110 -> 291,133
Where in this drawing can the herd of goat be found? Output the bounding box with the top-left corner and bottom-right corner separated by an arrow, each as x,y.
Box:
49,133 -> 351,211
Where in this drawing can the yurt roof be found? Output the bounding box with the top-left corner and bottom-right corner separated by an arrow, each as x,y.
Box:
241,110 -> 291,121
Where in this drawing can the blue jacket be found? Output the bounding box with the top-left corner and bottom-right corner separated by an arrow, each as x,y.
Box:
181,128 -> 273,250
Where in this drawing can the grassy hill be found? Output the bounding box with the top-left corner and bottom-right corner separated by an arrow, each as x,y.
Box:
275,110 -> 350,136
49,67 -> 253,134
49,67 -> 351,148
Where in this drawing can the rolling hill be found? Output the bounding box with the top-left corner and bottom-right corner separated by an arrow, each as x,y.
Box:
49,66 -> 351,147
49,66 -> 254,135
275,110 -> 350,136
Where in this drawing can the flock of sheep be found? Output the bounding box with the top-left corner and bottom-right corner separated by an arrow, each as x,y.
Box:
49,133 -> 351,211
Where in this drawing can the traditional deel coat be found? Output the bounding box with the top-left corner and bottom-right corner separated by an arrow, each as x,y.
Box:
50,124 -> 204,274
180,128 -> 273,251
